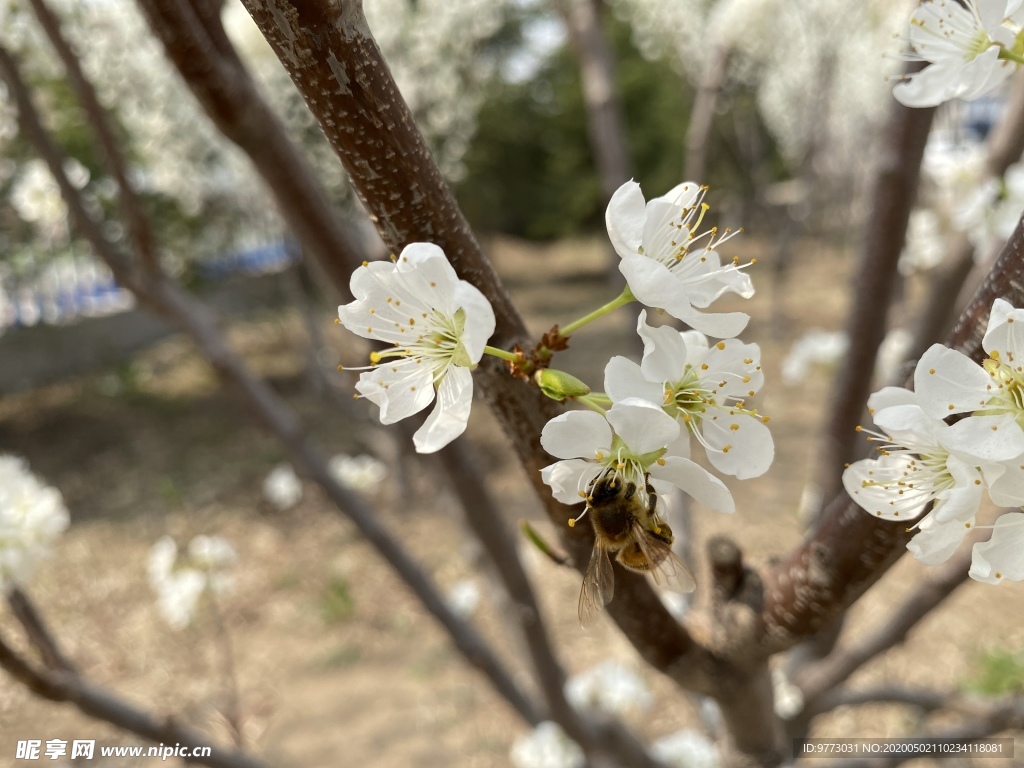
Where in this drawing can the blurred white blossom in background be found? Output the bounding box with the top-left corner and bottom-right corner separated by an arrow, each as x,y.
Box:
650,728 -> 720,768
0,455 -> 70,593
147,534 -> 237,630
510,721 -> 585,768
564,660 -> 653,716
445,578 -> 481,619
263,463 -> 303,511
328,453 -> 387,492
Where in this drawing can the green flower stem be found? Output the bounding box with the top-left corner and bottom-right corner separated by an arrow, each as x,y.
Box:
1000,48 -> 1024,65
574,394 -> 609,415
482,345 -> 521,363
557,285 -> 636,339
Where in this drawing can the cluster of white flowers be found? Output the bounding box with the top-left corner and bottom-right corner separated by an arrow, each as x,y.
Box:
564,660 -> 653,716
903,138 -> 1024,274
843,299 -> 1024,581
893,0 -> 1024,108
336,182 -> 765,521
147,535 -> 237,630
540,182 -> 767,517
0,455 -> 70,593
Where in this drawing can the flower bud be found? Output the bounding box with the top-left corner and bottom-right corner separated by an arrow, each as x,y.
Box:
533,368 -> 591,401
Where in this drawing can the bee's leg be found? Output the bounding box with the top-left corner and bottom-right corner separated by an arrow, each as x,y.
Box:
646,483 -> 658,516
623,482 -> 637,501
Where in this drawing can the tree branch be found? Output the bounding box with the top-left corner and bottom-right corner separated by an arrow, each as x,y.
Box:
756,217 -> 1024,656
0,627 -> 268,768
794,543 -> 975,714
814,87 -> 935,511
7,588 -> 77,673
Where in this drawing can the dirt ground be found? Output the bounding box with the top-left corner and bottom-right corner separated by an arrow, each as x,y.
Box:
1,235 -> 1023,767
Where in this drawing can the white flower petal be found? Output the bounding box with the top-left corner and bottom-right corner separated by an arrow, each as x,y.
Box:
843,455 -> 932,521
669,305 -> 750,339
619,253 -> 683,308
913,344 -> 989,419
636,310 -> 692,384
606,398 -> 680,455
983,297 -> 1024,357
650,456 -> 735,513
932,455 -> 985,523
540,459 -> 602,505
604,355 -> 662,404
907,514 -> 973,566
944,414 -> 1024,462
701,413 -> 774,479
413,366 -> 474,453
969,512 -> 1024,583
606,180 -> 647,259
452,280 -> 496,363
355,362 -> 436,424
867,386 -> 917,414
986,456 -> 1024,506
541,410 -> 613,460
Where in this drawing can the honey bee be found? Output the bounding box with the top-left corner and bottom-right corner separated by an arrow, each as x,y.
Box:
574,469 -> 695,627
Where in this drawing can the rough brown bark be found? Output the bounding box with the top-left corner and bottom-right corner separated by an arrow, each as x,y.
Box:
814,95 -> 935,510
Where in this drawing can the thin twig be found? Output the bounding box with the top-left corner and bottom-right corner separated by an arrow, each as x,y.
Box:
809,684 -> 950,717
6,588 -> 77,673
28,0 -> 160,276
0,628 -> 268,768
795,543 -> 974,715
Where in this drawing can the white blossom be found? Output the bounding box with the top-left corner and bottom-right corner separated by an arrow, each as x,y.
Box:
0,455 -> 70,592
605,181 -> 753,338
605,311 -> 773,480
540,398 -> 734,515
445,579 -> 481,619
650,728 -> 720,768
148,535 -> 237,630
328,453 -> 387,492
263,463 -> 303,511
510,721 -> 585,768
564,660 -> 653,716
781,330 -> 849,385
893,0 -> 1024,108
338,243 -> 495,453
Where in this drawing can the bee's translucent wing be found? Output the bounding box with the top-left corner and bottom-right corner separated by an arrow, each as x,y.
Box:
631,522 -> 697,594
578,545 -> 614,628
